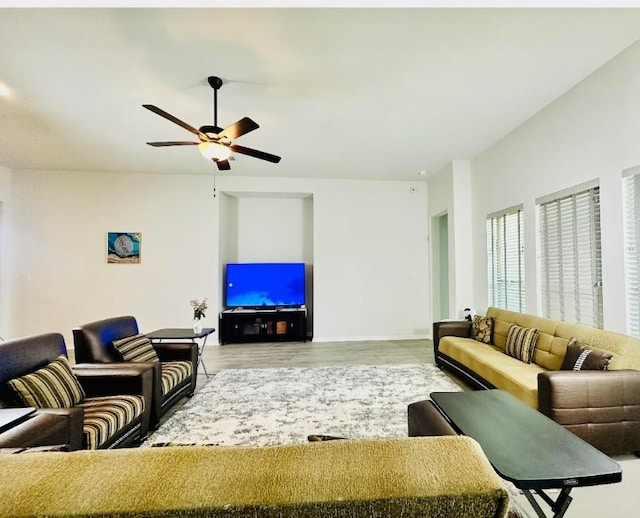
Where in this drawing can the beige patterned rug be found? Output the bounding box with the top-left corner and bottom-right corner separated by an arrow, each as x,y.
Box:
146,363 -> 462,447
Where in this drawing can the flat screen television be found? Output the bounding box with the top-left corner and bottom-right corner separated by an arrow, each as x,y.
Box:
225,262 -> 305,309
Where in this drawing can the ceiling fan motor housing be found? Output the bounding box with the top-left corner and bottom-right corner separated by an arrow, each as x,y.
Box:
207,76 -> 223,90
199,125 -> 225,140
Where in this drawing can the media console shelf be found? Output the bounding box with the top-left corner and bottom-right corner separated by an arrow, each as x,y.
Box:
219,308 -> 307,345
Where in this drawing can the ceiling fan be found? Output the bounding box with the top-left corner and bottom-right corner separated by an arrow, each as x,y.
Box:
143,76 -> 281,171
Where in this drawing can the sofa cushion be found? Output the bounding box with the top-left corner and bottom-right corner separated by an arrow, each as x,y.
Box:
471,315 -> 494,344
160,361 -> 193,396
560,338 -> 613,371
505,324 -> 539,364
112,334 -> 159,363
438,337 -> 543,408
77,395 -> 145,449
0,438 -> 510,518
7,356 -> 85,409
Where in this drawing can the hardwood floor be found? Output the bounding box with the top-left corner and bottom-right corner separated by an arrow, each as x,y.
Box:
194,338 -> 465,392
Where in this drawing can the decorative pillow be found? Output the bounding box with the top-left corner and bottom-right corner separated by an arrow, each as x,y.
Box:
112,334 -> 159,363
470,315 -> 494,344
560,338 -> 613,371
8,356 -> 85,408
504,324 -> 539,363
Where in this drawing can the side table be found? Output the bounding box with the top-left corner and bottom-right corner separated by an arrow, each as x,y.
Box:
0,407 -> 36,434
146,328 -> 215,378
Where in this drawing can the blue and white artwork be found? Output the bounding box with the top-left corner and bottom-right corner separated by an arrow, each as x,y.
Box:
107,232 -> 141,264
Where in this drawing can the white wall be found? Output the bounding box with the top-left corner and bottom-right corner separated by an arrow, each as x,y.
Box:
0,170 -> 430,345
5,170 -> 219,346
427,160 -> 474,322
469,39 -> 640,332
0,167 -> 12,338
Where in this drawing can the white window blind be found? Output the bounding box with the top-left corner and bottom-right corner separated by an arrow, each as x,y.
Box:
538,185 -> 602,327
486,208 -> 525,312
623,169 -> 640,336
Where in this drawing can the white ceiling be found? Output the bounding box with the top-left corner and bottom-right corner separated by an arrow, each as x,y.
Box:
1,7 -> 640,181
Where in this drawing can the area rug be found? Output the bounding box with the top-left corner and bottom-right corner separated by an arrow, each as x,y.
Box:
146,363 -> 462,447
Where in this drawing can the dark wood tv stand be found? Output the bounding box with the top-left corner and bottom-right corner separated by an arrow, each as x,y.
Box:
219,308 -> 307,345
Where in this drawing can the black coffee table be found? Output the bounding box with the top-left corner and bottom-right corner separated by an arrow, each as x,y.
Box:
430,390 -> 622,518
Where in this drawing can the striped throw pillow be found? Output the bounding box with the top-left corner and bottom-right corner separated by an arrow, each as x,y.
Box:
8,355 -> 85,408
112,334 -> 159,363
504,324 -> 539,363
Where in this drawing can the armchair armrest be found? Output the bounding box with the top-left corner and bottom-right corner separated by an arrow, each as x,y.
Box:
153,341 -> 198,365
538,369 -> 640,455
73,363 -> 154,400
432,320 -> 472,365
0,408 -> 84,451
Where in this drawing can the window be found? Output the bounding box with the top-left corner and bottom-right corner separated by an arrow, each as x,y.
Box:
623,168 -> 640,336
537,183 -> 602,327
486,207 -> 525,312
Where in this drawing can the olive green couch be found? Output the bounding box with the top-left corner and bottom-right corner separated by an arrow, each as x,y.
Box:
434,307 -> 640,454
0,437 -> 509,518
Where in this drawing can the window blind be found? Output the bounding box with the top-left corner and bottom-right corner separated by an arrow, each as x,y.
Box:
538,186 -> 602,327
486,208 -> 525,312
623,170 -> 640,336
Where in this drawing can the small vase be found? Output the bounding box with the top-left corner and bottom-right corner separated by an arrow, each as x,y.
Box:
193,319 -> 203,334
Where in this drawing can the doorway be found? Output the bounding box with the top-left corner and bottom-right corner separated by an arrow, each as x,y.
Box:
431,212 -> 450,321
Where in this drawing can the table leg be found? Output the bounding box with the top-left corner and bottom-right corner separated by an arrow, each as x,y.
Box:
522,488 -> 573,518
194,336 -> 210,378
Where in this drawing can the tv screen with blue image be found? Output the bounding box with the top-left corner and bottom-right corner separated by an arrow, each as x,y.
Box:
225,262 -> 305,308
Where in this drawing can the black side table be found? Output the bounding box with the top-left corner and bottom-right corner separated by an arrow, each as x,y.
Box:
146,328 -> 215,378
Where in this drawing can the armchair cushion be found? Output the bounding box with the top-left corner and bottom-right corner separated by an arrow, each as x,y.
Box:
8,356 -> 85,408
77,395 -> 145,449
161,361 -> 193,396
112,334 -> 159,363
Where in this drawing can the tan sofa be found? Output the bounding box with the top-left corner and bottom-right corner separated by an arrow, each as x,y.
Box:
0,437 -> 509,518
434,307 -> 640,455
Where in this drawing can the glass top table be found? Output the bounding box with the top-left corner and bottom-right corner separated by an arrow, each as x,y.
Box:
430,390 -> 622,518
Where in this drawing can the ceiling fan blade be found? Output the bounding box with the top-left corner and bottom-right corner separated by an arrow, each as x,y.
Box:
146,141 -> 199,147
142,104 -> 208,140
229,144 -> 281,164
218,117 -> 259,141
214,158 -> 232,171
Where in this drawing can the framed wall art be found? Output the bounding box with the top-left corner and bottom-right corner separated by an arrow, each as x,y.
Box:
107,232 -> 141,264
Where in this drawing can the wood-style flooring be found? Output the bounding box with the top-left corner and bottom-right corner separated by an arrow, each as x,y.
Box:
196,338 -> 435,388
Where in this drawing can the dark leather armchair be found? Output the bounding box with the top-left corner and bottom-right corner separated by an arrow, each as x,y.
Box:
73,316 -> 197,427
0,333 -> 152,450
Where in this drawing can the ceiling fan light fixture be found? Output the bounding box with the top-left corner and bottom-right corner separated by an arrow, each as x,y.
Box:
199,142 -> 231,161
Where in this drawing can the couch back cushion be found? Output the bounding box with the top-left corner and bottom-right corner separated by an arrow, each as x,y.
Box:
8,355 -> 85,408
72,316 -> 140,363
487,307 -> 640,371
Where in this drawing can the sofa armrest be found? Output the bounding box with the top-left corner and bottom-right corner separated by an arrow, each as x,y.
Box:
153,341 -> 198,365
538,369 -> 640,454
432,320 -> 472,364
